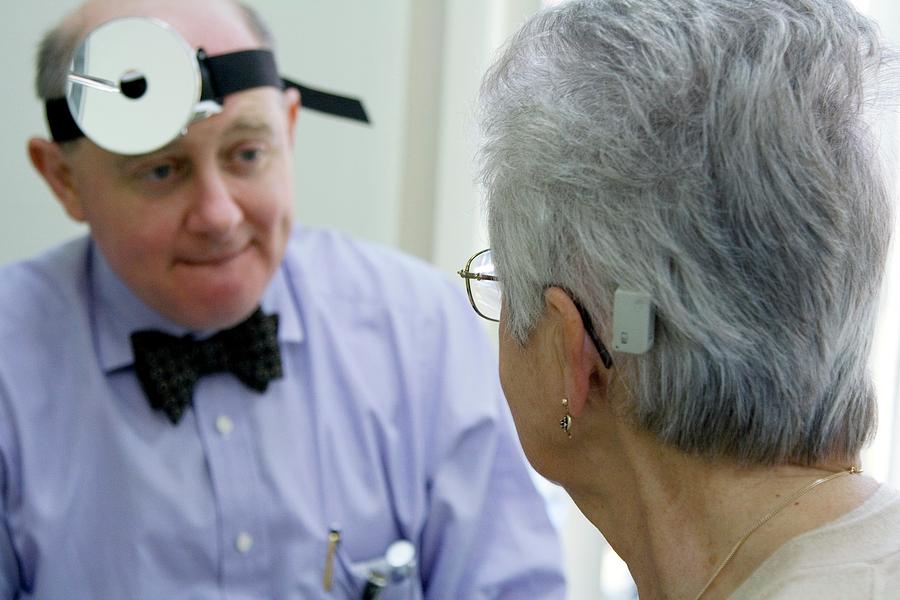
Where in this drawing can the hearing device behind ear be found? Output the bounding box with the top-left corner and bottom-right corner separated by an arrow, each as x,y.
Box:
612,289 -> 655,354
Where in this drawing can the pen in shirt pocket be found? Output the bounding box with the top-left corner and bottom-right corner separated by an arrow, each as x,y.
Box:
323,524 -> 341,592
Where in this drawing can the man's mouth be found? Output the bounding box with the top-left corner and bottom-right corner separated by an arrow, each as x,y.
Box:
179,243 -> 251,267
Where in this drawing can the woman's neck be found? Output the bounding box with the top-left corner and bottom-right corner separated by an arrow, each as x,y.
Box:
561,408 -> 876,600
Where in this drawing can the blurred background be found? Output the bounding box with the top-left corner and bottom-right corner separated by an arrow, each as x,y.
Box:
3,1 -> 898,598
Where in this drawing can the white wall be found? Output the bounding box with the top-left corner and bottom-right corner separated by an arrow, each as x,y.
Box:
857,0 -> 900,486
251,0 -> 416,253
3,1 -> 86,263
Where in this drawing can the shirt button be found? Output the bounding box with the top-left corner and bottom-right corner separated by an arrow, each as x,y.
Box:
216,415 -> 234,436
235,532 -> 254,554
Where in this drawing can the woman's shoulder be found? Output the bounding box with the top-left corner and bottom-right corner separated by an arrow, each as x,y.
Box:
732,484 -> 900,599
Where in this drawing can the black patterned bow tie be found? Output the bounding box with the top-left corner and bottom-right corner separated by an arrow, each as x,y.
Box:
130,308 -> 283,424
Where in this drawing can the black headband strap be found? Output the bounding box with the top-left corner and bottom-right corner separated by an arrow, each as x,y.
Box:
45,97 -> 83,143
202,49 -> 369,122
283,78 -> 369,124
201,49 -> 281,100
45,48 -> 369,144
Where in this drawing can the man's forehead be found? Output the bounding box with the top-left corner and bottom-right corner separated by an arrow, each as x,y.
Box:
111,90 -> 284,161
70,0 -> 259,54
192,90 -> 286,140
112,88 -> 284,161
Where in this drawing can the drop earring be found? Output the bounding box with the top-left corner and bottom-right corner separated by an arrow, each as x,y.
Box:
560,398 -> 572,438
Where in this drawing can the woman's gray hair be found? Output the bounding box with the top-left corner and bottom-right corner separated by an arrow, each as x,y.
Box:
479,0 -> 897,465
34,1 -> 276,100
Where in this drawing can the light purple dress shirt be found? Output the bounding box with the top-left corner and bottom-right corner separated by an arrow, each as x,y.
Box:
0,226 -> 566,599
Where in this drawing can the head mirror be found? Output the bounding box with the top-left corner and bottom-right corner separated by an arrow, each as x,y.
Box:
66,17 -> 202,155
49,16 -> 369,155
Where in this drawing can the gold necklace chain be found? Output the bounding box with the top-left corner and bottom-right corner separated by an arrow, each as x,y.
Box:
693,466 -> 862,600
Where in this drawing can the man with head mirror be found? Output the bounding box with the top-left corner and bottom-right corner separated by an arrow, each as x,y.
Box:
0,1 -> 567,597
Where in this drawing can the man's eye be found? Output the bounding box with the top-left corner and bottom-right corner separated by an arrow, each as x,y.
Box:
233,146 -> 267,166
148,164 -> 174,180
137,161 -> 181,182
237,148 -> 261,162
229,144 -> 269,175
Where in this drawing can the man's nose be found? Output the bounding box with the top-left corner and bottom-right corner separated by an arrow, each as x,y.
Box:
184,167 -> 243,236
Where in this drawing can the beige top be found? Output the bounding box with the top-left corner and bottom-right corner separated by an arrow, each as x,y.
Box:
731,483 -> 900,599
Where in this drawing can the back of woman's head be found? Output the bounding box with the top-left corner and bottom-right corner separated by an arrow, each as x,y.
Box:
479,0 -> 896,465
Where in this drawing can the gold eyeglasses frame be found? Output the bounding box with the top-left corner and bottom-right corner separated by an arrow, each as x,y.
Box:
457,248 -> 500,322
457,248 -> 614,369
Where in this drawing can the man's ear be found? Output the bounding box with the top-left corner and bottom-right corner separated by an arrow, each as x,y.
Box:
27,138 -> 86,222
283,87 -> 301,148
544,287 -> 609,418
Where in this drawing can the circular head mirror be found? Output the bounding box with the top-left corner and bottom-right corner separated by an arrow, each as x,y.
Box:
66,17 -> 201,155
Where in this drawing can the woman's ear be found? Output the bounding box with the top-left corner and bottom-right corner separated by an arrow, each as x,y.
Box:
544,287 -> 609,418
27,138 -> 86,222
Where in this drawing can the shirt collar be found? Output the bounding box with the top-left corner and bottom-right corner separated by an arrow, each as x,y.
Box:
91,242 -> 304,373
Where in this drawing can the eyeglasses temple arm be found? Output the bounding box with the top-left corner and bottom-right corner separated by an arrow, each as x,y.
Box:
456,270 -> 499,282
574,301 -> 614,370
